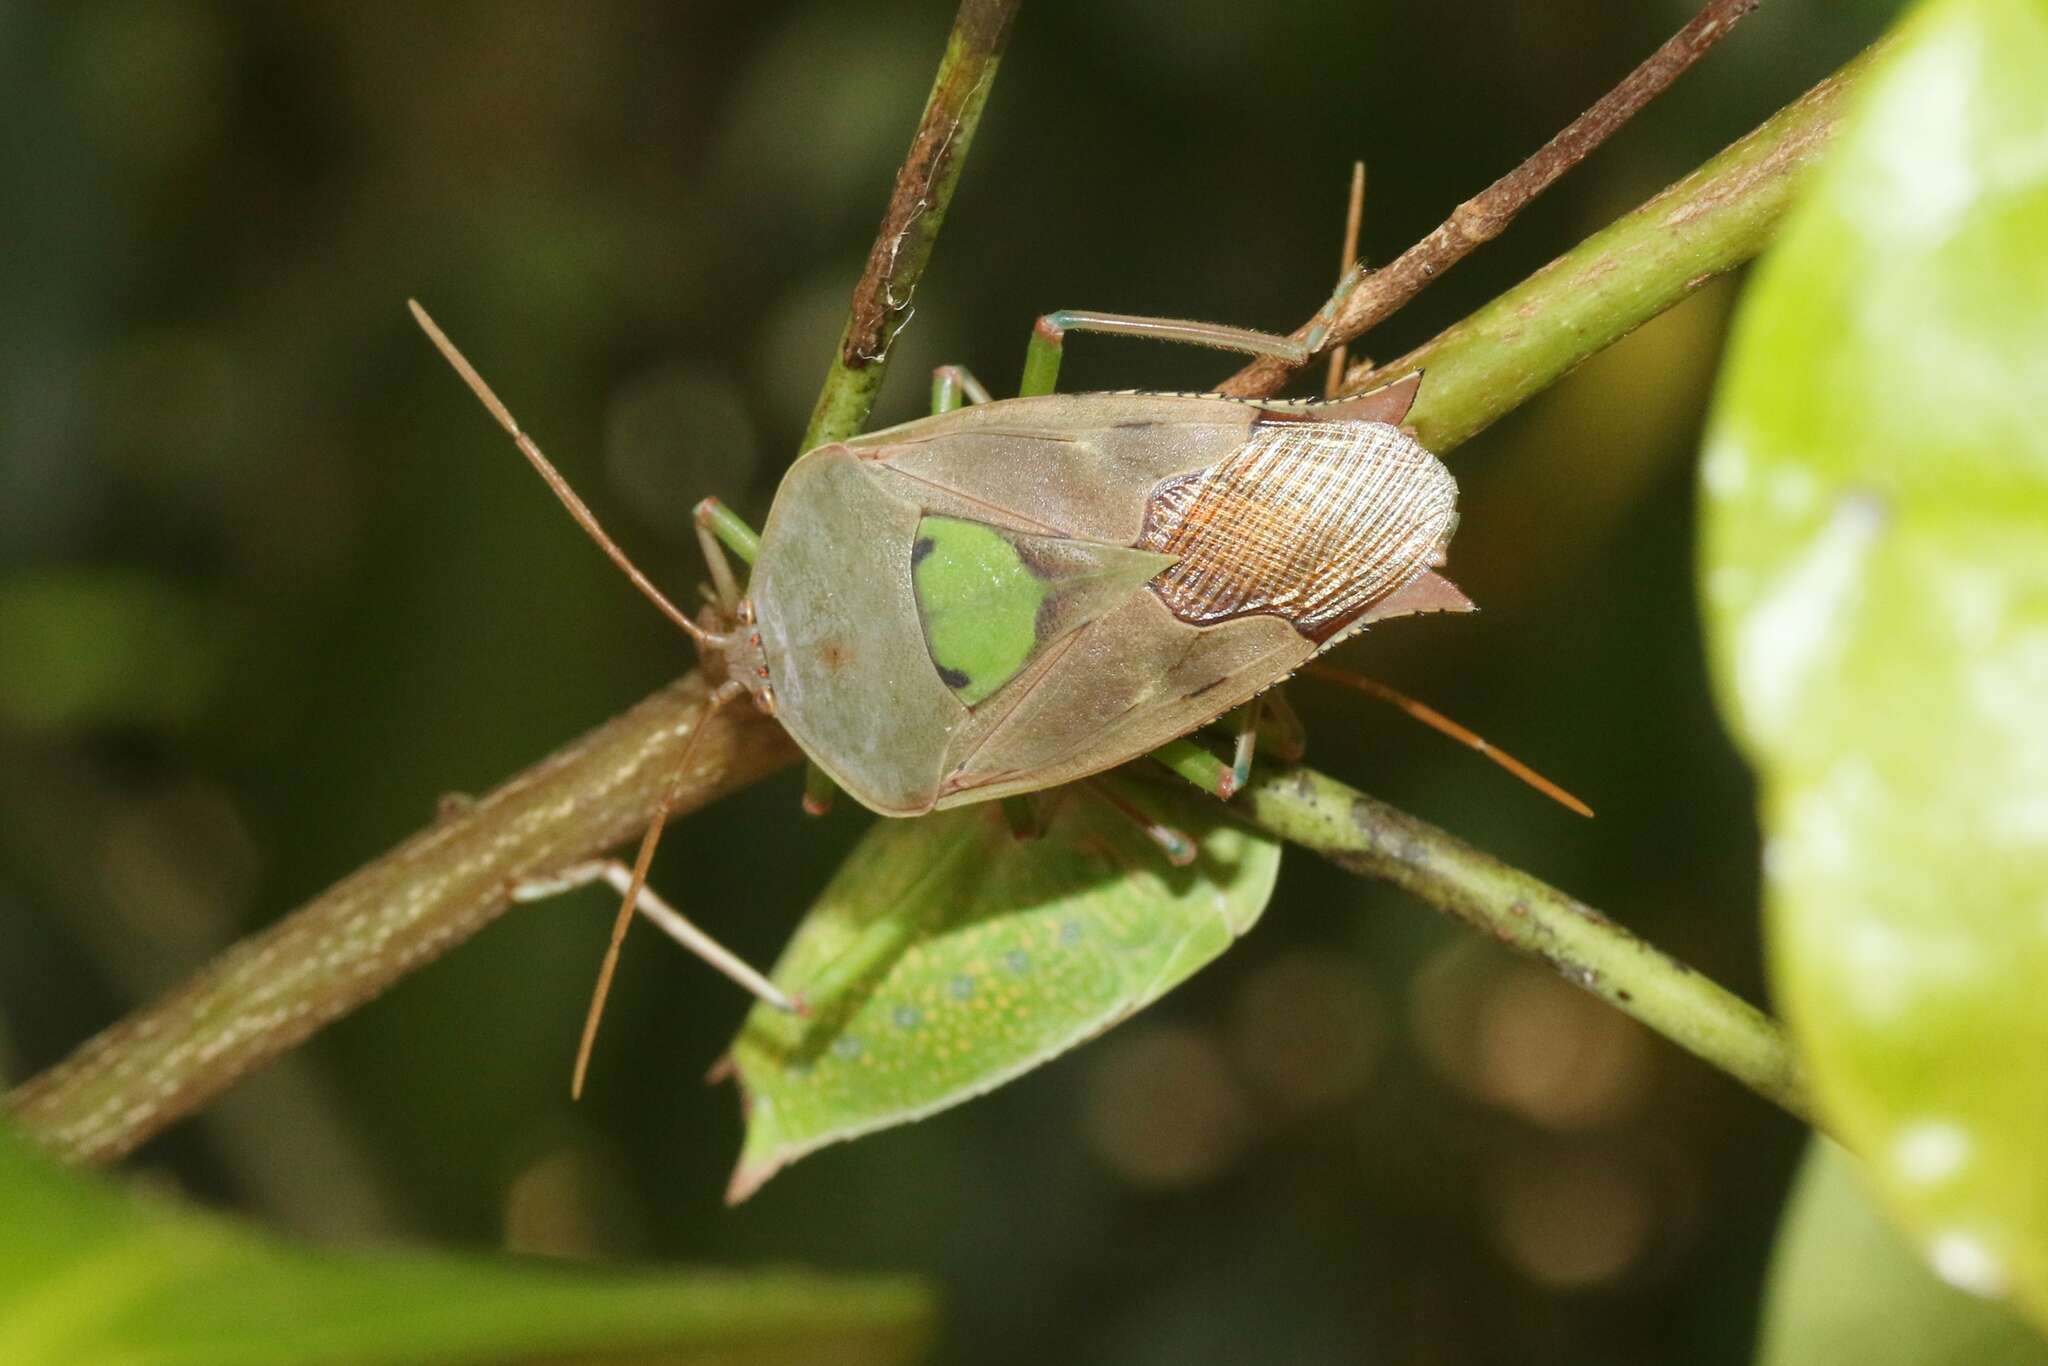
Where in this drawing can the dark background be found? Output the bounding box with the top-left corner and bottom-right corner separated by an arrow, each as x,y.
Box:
0,2 -> 1897,1362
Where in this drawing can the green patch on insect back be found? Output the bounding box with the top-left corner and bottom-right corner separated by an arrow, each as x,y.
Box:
909,515 -> 1177,708
911,516 -> 1046,705
724,778 -> 1281,1201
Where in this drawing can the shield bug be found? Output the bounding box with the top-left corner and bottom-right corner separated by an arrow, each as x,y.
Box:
410,294 -> 1478,1089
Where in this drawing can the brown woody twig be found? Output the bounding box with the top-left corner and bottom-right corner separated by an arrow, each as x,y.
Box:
1219,0 -> 1762,399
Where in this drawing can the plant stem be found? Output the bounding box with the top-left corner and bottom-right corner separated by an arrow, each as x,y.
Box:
5,677 -> 799,1164
802,0 -> 1021,450
1220,0 -> 1764,400
1385,42 -> 1875,452
1288,783 -> 1811,1122
8,37 -> 1862,1166
1151,745 -> 1810,1120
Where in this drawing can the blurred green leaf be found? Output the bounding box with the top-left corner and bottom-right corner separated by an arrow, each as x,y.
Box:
0,1123 -> 932,1366
727,778 -> 1281,1201
0,572 -> 218,733
1759,1141 -> 2048,1365
1702,0 -> 2048,1327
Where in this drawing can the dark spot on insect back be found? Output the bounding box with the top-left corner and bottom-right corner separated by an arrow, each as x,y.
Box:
818,638 -> 855,671
1009,541 -> 1060,580
1035,593 -> 1067,643
912,536 -> 935,565
937,664 -> 971,690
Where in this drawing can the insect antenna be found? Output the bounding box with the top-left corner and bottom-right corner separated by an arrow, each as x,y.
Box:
1303,663 -> 1594,818
1324,161 -> 1367,400
408,300 -> 714,645
570,678 -> 766,1099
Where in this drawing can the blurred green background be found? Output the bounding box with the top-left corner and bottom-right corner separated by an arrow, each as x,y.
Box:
0,2 -> 1899,1361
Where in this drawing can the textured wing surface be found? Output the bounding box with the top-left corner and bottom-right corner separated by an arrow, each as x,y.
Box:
1138,421 -> 1457,642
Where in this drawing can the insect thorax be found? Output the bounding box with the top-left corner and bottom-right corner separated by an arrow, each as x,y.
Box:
711,602 -> 779,714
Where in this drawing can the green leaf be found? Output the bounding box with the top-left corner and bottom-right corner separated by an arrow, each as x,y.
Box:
726,778 -> 1282,1200
0,1124 -> 932,1366
1759,1141 -> 2048,1365
1701,0 -> 2048,1325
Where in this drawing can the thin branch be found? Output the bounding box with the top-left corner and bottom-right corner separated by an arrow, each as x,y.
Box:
1147,751 -> 1810,1121
7,38 -> 1865,1166
6,677 -> 801,1164
1381,41 -> 1874,454
803,0 -> 1022,450
1284,775 -> 1809,1122
1220,0 -> 1762,399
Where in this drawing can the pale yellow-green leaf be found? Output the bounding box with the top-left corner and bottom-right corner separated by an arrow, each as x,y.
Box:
1702,0 -> 2048,1326
1759,1141 -> 2048,1364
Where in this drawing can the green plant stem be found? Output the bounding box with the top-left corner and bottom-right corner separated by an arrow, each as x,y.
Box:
8,38 -> 1861,1166
801,0 -> 1019,450
1151,744 -> 1810,1120
1279,774 -> 1811,1121
5,677 -> 800,1164
1382,43 -> 1876,451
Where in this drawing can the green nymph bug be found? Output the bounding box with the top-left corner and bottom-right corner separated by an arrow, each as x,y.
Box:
410,287 -> 1483,1090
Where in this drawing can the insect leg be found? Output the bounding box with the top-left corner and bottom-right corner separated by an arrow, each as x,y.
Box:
1218,698 -> 1264,800
513,859 -> 796,1013
567,678 -> 756,1097
799,764 -> 837,817
1148,693 -> 1303,804
1083,780 -> 1196,867
1301,262 -> 1371,356
1149,737 -> 1234,802
1020,310 -> 1317,398
931,364 -> 994,414
694,497 -> 760,566
691,497 -> 758,612
1000,794 -> 1043,841
1260,688 -> 1309,763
